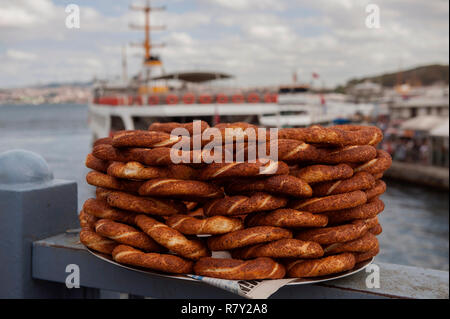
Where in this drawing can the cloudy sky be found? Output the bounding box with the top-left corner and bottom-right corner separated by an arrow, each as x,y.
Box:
0,0 -> 448,88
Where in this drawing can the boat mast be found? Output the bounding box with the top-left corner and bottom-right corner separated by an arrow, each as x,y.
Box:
129,0 -> 165,87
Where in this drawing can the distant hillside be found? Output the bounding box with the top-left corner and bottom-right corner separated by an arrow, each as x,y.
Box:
346,64 -> 449,88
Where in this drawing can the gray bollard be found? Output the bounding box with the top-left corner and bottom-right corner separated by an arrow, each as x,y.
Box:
0,149 -> 79,298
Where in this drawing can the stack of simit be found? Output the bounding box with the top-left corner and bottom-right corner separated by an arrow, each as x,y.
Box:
79,121 -> 391,280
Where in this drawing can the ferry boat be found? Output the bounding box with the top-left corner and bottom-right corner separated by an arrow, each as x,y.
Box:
88,1 -> 376,140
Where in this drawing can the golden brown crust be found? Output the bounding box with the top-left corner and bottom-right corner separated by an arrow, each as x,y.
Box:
93,137 -> 113,147
295,219 -> 370,244
85,153 -> 110,172
372,172 -> 384,180
135,214 -> 210,260
193,257 -> 285,280
95,187 -> 114,201
149,121 -> 210,135
291,164 -> 354,184
238,139 -> 319,163
207,226 -> 292,250
311,172 -> 375,197
334,125 -> 383,145
286,253 -> 356,278
106,191 -> 187,215
316,145 -> 377,164
323,232 -> 378,255
369,223 -> 383,235
246,209 -> 328,228
203,192 -> 288,216
365,180 -> 387,200
354,245 -> 380,263
112,130 -> 183,148
289,190 -> 367,213
107,161 -> 197,180
199,161 -> 289,180
324,197 -> 384,225
231,239 -> 324,259
93,144 -> 174,166
279,125 -> 383,146
166,215 -> 244,235
86,171 -> 143,193
79,210 -> 98,230
138,178 -> 224,201
80,227 -> 117,254
353,150 -> 392,175
225,174 -> 312,198
95,219 -> 163,252
82,198 -> 137,225
112,245 -> 193,274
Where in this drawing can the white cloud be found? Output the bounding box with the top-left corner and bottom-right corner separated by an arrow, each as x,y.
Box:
6,49 -> 37,61
0,0 -> 448,88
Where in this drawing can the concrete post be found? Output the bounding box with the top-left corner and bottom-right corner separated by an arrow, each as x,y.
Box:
0,149 -> 79,298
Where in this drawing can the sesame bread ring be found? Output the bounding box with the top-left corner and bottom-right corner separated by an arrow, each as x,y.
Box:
93,137 -> 113,147
311,172 -> 375,197
316,145 -> 377,164
148,121 -> 210,135
165,215 -> 244,235
112,130 -> 183,148
138,178 -> 224,201
238,139 -> 319,163
95,219 -> 163,252
289,190 -> 367,213
353,150 -> 392,175
286,253 -> 356,278
83,198 -> 137,225
372,172 -> 383,180
214,122 -> 259,130
86,171 -> 143,193
185,201 -> 198,211
106,191 -> 187,216
79,210 -> 98,230
365,180 -> 387,200
334,125 -> 383,146
200,123 -> 265,146
369,223 -> 383,235
112,245 -> 193,274
135,214 -> 210,260
225,174 -> 312,198
290,164 -> 354,184
107,161 -> 197,180
323,232 -> 378,255
187,207 -> 204,218
231,239 -> 324,259
93,144 -> 174,166
354,245 -> 380,263
295,219 -> 370,244
279,125 -> 383,146
193,257 -> 285,280
80,228 -> 117,255
198,161 -> 289,180
203,192 -> 288,216
207,226 -> 292,251
246,209 -> 328,228
85,153 -> 110,173
96,187 -> 115,201
324,197 -> 384,225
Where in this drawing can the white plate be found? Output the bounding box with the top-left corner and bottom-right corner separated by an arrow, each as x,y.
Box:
87,248 -> 374,286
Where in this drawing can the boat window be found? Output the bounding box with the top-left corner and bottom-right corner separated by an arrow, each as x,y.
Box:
111,116 -> 126,131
